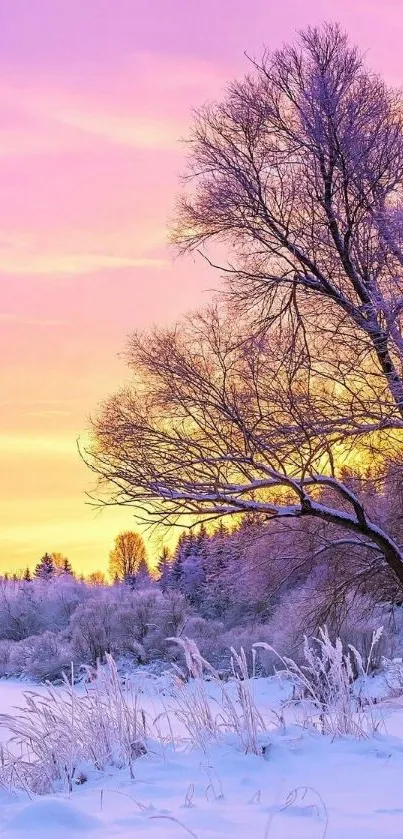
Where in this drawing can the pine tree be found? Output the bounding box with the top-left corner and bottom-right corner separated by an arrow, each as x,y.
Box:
51,552 -> 74,576
177,526 -> 209,608
23,567 -> 32,582
171,531 -> 196,586
157,546 -> 173,591
61,557 -> 74,575
34,553 -> 55,580
195,523 -> 208,554
202,522 -> 232,619
135,557 -> 152,587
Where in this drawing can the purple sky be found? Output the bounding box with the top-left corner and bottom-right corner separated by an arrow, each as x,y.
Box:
1,0 -> 402,572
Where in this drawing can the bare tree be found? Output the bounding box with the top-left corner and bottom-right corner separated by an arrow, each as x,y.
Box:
86,571 -> 107,586
85,25 -> 403,593
174,23 -> 403,404
108,531 -> 147,582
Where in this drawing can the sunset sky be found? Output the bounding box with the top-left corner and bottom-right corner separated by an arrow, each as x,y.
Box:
1,0 -> 402,575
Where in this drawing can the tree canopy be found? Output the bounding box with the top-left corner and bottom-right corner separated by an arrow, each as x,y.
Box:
108,531 -> 148,582
85,24 -> 403,593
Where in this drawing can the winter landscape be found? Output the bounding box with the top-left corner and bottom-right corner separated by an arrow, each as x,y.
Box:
3,1 -> 403,837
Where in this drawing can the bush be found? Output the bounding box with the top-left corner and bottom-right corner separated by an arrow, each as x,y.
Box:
69,598 -> 117,664
8,632 -> 73,682
181,616 -> 226,664
68,588 -> 190,667
0,581 -> 45,640
0,640 -> 12,677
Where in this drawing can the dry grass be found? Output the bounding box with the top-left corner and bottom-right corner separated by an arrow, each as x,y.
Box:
0,628 -> 386,796
255,626 -> 384,738
0,655 -> 146,795
162,638 -> 267,754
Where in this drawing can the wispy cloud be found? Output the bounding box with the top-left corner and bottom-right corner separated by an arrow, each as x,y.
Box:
0,81 -> 185,157
25,410 -> 72,417
0,313 -> 67,326
0,250 -> 168,276
0,51 -> 229,156
0,434 -> 74,457
50,109 -> 183,151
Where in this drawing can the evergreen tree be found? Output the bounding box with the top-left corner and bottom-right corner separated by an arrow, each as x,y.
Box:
157,546 -> 173,591
61,557 -> 74,575
202,523 -> 232,619
177,526 -> 209,608
34,553 -> 55,580
170,533 -> 187,586
171,530 -> 197,587
135,557 -> 152,587
123,573 -> 137,589
195,523 -> 208,554
51,552 -> 74,576
23,567 -> 31,582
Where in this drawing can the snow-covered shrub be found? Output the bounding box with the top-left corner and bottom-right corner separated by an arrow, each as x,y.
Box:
0,639 -> 12,677
68,588 -> 190,666
256,592 -> 312,669
113,588 -> 166,659
8,632 -> 73,682
136,589 -> 189,661
7,637 -> 37,676
0,655 -> 147,795
0,578 -> 89,646
39,577 -> 89,632
221,624 -> 276,675
263,583 -> 394,673
181,616 -> 226,664
155,588 -> 189,637
338,600 -> 403,673
0,581 -> 45,640
380,655 -> 403,697
69,598 -> 117,664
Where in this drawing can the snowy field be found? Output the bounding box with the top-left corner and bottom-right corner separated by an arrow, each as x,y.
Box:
1,654 -> 403,839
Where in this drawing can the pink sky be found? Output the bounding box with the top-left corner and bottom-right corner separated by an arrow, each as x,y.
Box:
1,0 -> 402,574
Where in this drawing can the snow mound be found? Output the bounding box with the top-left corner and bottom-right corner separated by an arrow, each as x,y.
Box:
5,798 -> 102,834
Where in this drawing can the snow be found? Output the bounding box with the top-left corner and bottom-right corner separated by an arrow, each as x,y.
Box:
4,799 -> 102,835
1,673 -> 403,837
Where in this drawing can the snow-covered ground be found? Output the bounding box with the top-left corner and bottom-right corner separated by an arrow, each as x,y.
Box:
1,670 -> 403,838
